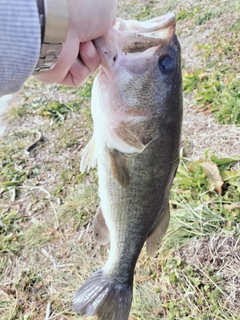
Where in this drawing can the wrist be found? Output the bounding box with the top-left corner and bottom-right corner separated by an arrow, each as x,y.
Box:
33,0 -> 69,74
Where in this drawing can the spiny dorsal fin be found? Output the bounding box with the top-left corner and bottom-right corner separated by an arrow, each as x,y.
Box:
146,203 -> 170,256
80,136 -> 97,173
107,148 -> 130,188
93,206 -> 110,246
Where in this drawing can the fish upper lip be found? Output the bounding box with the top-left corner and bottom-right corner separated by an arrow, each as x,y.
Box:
120,13 -> 176,53
136,12 -> 176,34
93,12 -> 177,71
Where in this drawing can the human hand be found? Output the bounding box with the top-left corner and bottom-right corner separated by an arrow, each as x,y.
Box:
34,0 -> 117,86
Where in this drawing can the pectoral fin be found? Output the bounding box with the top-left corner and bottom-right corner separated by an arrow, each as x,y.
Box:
108,148 -> 130,188
146,203 -> 170,256
93,206 -> 110,246
80,136 -> 97,173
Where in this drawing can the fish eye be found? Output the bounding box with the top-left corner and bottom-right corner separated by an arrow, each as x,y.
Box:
158,55 -> 174,75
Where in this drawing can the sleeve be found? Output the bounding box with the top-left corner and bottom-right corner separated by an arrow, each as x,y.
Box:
0,0 -> 40,96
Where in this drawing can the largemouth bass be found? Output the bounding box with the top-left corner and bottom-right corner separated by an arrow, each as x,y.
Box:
73,12 -> 183,320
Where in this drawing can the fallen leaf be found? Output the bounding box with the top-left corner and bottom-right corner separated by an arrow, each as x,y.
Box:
198,160 -> 224,194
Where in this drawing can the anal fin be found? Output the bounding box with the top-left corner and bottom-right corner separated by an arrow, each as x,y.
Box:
93,206 -> 110,246
108,148 -> 130,188
146,203 -> 170,256
80,136 -> 97,173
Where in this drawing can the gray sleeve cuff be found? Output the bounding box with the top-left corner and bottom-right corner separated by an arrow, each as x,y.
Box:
0,0 -> 40,96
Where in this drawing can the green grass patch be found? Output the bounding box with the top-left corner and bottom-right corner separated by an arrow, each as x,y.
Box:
195,10 -> 220,25
169,153 -> 240,243
177,9 -> 194,21
230,17 -> 240,31
134,4 -> 156,20
35,99 -> 77,123
183,70 -> 240,125
182,10 -> 240,124
155,258 -> 231,320
177,5 -> 201,21
0,141 -> 28,195
0,209 -> 24,255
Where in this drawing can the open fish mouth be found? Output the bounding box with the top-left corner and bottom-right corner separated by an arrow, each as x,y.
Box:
93,12 -> 176,65
116,12 -> 176,52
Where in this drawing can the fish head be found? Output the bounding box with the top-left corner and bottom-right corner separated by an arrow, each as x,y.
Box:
93,12 -> 182,116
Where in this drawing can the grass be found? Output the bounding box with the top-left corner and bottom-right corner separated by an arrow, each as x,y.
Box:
180,0 -> 240,125
183,70 -> 240,125
1,0 -> 240,319
181,3 -> 240,125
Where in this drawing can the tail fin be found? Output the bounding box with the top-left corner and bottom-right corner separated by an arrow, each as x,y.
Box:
72,269 -> 132,320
